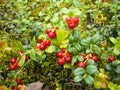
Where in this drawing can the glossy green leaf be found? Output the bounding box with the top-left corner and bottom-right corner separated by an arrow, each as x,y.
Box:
18,55 -> 25,67
30,50 -> 36,60
17,41 -> 25,52
92,45 -> 101,54
72,8 -> 82,16
64,63 -> 72,69
91,33 -> 101,44
31,36 -> 36,48
86,65 -> 98,74
74,68 -> 85,76
86,60 -> 95,65
60,8 -> 68,14
72,56 -> 77,66
115,67 -> 120,73
114,45 -> 120,55
38,34 -> 46,40
73,31 -> 80,42
105,64 -> 112,71
51,15 -> 59,23
81,39 -> 89,47
74,43 -> 81,52
56,29 -> 69,44
78,55 -> 84,61
45,45 -> 56,53
111,61 -> 117,66
84,75 -> 94,85
74,75 -> 83,82
86,48 -> 91,54
110,37 -> 120,45
72,47 -> 78,55
69,34 -> 74,43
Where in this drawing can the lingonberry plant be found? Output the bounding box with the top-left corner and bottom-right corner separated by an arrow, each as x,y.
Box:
0,0 -> 120,90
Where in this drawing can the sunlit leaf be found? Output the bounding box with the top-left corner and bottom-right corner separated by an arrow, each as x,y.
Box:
18,55 -> 25,67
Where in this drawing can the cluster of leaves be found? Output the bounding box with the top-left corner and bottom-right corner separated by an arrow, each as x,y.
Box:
0,0 -> 120,89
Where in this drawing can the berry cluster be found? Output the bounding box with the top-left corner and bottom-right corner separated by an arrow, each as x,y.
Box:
12,78 -> 21,85
10,57 -> 19,70
66,16 -> 79,29
77,53 -> 99,68
10,51 -> 29,70
57,49 -> 72,65
46,27 -> 58,39
12,78 -> 24,90
36,39 -> 51,50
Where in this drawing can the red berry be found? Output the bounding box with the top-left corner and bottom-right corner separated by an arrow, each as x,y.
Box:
77,62 -> 86,68
73,17 -> 79,25
38,39 -> 43,43
25,55 -> 29,61
45,40 -> 51,46
46,28 -> 51,34
16,78 -> 21,85
66,17 -> 73,24
57,51 -> 64,58
18,50 -> 23,55
57,58 -> 65,65
108,57 -> 115,62
48,32 -> 56,39
39,43 -> 46,50
11,58 -> 17,65
10,65 -> 16,70
36,43 -> 41,48
91,55 -> 98,62
68,23 -> 76,29
65,55 -> 72,63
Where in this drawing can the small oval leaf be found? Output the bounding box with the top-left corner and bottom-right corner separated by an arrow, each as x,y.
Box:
18,55 -> 25,67
74,75 -> 83,82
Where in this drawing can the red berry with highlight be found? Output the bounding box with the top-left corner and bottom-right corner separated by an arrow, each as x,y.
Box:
65,55 -> 72,63
58,58 -> 65,65
11,58 -> 17,65
57,51 -> 64,58
45,40 -> 51,46
48,32 -> 56,39
39,43 -> 46,50
73,17 -> 79,25
46,28 -> 51,34
108,56 -> 115,62
77,62 -> 86,68
91,55 -> 98,62
68,23 -> 76,29
16,78 -> 21,85
66,17 -> 73,24
10,65 -> 16,70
